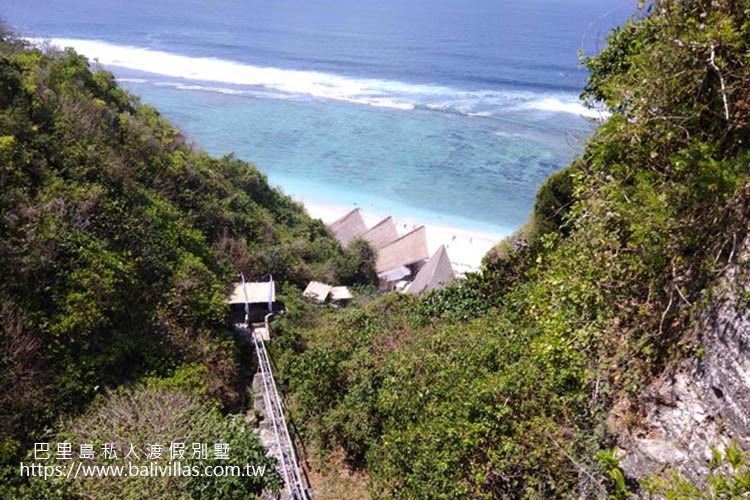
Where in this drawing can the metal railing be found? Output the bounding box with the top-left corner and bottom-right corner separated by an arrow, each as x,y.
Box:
241,274 -> 310,499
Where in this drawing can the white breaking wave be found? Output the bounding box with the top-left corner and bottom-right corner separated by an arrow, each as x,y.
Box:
153,82 -> 250,96
28,37 -> 603,118
522,97 -> 610,119
28,37 -> 441,107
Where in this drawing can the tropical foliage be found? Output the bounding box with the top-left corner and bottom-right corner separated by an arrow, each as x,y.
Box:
3,0 -> 750,497
271,2 -> 750,498
0,29 -> 362,497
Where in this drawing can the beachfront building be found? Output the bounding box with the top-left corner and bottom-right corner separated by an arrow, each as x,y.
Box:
376,226 -> 430,291
328,211 -> 455,294
361,216 -> 399,251
406,245 -> 454,295
329,208 -> 367,248
226,280 -> 278,323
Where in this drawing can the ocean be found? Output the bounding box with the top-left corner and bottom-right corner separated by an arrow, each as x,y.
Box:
2,0 -> 634,235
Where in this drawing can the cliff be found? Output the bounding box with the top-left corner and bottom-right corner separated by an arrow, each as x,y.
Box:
617,232 -> 750,490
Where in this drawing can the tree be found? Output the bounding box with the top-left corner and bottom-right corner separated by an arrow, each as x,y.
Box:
336,239 -> 378,286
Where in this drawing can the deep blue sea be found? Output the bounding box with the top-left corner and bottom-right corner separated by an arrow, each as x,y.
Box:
2,0 -> 635,235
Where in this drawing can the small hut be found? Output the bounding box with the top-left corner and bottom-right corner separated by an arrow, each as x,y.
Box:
330,286 -> 353,306
303,281 -> 333,304
302,281 -> 353,307
227,280 -> 278,324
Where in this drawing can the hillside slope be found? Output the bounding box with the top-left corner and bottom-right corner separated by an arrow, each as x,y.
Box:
0,31 -> 357,497
272,2 -> 750,498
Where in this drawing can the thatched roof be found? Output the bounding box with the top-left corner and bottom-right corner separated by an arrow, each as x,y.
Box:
303,281 -> 332,303
361,216 -> 398,250
330,286 -> 353,301
329,208 -> 367,247
407,245 -> 454,295
227,281 -> 276,304
376,226 -> 429,274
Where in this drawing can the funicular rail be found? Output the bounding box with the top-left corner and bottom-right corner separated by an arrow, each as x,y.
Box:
240,272 -> 309,500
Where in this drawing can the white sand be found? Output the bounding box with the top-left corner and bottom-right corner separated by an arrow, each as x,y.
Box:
303,201 -> 505,275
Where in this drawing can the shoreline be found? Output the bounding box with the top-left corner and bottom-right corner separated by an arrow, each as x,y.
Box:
302,200 -> 505,275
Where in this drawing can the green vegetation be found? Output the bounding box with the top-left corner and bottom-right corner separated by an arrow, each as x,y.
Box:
335,239 -> 378,287
3,0 -> 750,498
642,442 -> 750,499
10,379 -> 281,500
270,2 -> 750,498
0,29 -> 368,498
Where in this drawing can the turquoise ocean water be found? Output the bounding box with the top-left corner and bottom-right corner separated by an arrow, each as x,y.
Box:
2,0 -> 635,234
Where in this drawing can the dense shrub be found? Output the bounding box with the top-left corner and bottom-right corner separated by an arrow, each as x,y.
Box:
272,1 -> 750,498
529,164 -> 576,241
0,29 -> 342,491
0,379 -> 281,499
335,239 -> 378,287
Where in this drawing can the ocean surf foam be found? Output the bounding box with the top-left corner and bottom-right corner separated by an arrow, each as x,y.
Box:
521,97 -> 609,119
29,37 -> 603,118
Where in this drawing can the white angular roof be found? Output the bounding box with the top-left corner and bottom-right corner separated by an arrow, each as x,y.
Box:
303,281 -> 333,303
227,281 -> 276,304
330,286 -> 353,301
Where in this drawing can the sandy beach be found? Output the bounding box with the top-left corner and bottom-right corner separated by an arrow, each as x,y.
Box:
303,201 -> 505,275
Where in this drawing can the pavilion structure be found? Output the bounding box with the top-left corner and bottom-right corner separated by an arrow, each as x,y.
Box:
328,210 -> 454,293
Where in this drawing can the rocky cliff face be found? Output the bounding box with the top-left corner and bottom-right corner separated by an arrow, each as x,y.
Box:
613,235 -> 750,488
